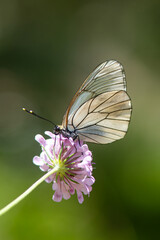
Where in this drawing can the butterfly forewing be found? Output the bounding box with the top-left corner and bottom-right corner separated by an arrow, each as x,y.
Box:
62,60 -> 132,144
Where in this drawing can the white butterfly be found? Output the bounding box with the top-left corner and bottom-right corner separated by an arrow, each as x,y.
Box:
54,60 -> 132,144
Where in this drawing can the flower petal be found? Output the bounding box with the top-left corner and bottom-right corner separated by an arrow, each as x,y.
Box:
40,164 -> 49,171
69,186 -> 75,195
45,131 -> 55,139
52,190 -> 63,202
45,173 -> 55,183
77,190 -> 84,204
84,176 -> 95,185
54,135 -> 61,158
52,182 -> 58,190
61,182 -> 71,200
35,134 -> 46,147
33,156 -> 44,166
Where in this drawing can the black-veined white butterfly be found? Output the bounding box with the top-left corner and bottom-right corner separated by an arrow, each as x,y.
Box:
24,60 -> 132,144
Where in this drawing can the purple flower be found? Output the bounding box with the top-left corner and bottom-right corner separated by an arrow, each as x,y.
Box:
33,131 -> 95,203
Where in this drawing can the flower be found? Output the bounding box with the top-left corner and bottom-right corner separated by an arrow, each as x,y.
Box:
33,131 -> 95,203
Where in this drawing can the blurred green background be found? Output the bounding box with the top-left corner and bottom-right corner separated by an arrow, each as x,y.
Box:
0,0 -> 160,239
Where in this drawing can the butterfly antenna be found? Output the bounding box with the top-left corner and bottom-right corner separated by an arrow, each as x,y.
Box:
22,108 -> 56,127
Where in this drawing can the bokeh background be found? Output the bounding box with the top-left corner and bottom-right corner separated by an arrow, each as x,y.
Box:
0,0 -> 160,239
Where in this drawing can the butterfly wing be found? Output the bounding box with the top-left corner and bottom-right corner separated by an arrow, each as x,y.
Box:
62,60 -> 132,144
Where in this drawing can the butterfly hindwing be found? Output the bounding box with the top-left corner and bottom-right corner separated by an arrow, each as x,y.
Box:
71,91 -> 131,144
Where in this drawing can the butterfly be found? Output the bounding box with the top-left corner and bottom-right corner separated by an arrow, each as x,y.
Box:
53,60 -> 132,144
23,60 -> 131,144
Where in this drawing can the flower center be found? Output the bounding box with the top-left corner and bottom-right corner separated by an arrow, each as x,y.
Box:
56,159 -> 66,177
53,148 -> 67,180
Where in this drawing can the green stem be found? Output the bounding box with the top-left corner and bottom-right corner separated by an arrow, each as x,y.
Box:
0,166 -> 59,216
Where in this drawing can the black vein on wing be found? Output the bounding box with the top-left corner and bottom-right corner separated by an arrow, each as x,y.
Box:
95,99 -> 130,113
105,117 -> 130,122
75,112 -> 106,129
77,126 -> 124,138
88,97 -> 95,114
87,70 -> 124,90
88,84 -> 124,96
78,133 -> 99,143
94,70 -> 122,82
84,61 -> 125,90
90,91 -> 119,113
107,108 -> 131,115
88,83 -> 125,96
89,76 -> 124,89
79,132 -> 117,141
77,120 -> 127,133
77,117 -> 127,133
97,124 -> 127,133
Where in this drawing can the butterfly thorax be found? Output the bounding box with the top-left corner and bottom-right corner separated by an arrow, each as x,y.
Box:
54,125 -> 77,140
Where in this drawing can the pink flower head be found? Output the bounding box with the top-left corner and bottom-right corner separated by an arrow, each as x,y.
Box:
33,131 -> 95,203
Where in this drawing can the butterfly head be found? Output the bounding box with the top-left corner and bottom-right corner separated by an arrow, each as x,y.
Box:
54,125 -> 63,135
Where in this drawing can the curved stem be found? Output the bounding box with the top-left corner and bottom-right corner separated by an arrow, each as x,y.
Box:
0,166 -> 58,216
